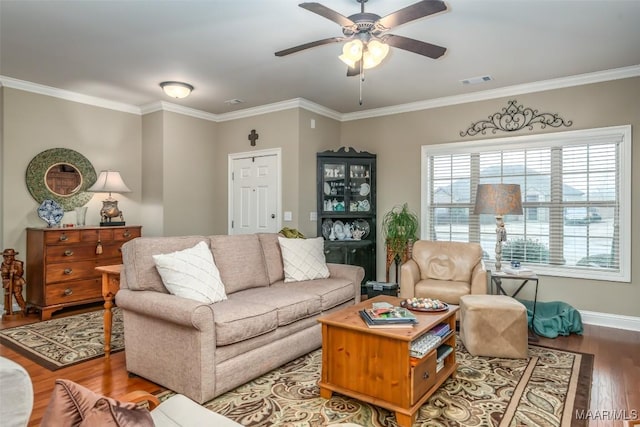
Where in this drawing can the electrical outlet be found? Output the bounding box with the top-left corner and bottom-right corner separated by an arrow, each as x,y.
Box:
310,212 -> 317,221
284,211 -> 292,221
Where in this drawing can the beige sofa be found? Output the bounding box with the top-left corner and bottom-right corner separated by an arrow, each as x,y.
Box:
116,233 -> 363,404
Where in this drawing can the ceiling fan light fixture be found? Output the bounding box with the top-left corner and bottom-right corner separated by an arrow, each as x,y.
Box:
362,40 -> 389,69
159,81 -> 194,99
339,39 -> 364,67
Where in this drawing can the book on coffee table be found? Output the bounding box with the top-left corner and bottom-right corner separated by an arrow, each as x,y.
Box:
361,306 -> 418,324
359,310 -> 416,329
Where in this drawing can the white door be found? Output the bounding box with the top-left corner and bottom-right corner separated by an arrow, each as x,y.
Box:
229,150 -> 280,235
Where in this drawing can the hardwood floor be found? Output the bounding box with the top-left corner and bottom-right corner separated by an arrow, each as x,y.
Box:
1,307 -> 638,427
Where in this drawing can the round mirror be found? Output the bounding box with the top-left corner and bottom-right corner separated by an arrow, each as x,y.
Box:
26,148 -> 97,211
45,163 -> 83,196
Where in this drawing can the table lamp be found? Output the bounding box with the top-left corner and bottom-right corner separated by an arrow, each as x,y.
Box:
88,170 -> 131,226
473,184 -> 523,272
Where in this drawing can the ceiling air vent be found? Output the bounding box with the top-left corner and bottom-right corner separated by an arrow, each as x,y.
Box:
224,99 -> 245,105
460,75 -> 493,85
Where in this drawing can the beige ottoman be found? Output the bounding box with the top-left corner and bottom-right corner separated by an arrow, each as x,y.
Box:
459,294 -> 528,359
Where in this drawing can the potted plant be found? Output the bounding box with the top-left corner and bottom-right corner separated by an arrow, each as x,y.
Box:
381,203 -> 420,262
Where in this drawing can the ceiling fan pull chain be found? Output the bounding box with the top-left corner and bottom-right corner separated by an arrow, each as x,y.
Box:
359,64 -> 365,105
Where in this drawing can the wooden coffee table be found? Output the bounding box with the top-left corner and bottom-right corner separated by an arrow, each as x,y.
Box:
317,295 -> 458,427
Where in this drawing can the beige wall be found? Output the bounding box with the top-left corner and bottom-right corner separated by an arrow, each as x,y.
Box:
297,109 -> 342,237
1,77 -> 637,318
340,77 -> 640,317
161,111 -> 218,237
215,109 -> 301,235
0,88 -> 142,259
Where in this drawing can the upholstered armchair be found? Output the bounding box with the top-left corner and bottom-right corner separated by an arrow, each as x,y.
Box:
399,240 -> 488,304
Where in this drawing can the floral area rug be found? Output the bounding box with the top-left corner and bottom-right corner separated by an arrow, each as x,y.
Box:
0,307 -> 123,370
158,339 -> 592,427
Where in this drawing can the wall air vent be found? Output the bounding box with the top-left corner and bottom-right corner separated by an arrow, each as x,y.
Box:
461,75 -> 493,85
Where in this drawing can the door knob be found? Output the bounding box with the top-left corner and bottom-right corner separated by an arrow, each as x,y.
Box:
271,214 -> 276,219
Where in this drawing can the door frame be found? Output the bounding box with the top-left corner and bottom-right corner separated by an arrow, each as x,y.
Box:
227,147 -> 282,235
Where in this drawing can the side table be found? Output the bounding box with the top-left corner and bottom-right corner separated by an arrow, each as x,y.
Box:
490,271 -> 539,341
95,264 -> 122,358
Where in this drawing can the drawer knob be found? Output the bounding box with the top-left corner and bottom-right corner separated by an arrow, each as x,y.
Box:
63,288 -> 73,296
64,250 -> 74,257
63,268 -> 73,275
423,372 -> 430,380
59,234 -> 68,241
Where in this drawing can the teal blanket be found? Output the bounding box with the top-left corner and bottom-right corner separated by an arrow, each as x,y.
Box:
519,299 -> 583,338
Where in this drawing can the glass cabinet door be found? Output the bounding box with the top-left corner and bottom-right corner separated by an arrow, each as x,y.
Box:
348,162 -> 372,214
321,162 -> 346,212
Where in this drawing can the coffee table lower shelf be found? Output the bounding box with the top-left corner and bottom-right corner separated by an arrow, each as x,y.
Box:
317,295 -> 459,427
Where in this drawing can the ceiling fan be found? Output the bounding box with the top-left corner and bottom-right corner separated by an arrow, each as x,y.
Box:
275,0 -> 448,76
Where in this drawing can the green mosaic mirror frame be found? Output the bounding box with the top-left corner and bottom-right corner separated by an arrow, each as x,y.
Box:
26,148 -> 97,211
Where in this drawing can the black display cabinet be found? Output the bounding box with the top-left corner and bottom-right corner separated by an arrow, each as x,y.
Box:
317,147 -> 376,294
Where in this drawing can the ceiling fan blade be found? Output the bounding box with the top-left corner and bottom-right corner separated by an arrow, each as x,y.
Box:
275,36 -> 345,57
376,0 -> 447,30
299,3 -> 355,27
384,34 -> 446,59
347,61 -> 361,77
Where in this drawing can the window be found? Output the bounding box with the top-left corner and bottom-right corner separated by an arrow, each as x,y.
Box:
421,125 -> 631,282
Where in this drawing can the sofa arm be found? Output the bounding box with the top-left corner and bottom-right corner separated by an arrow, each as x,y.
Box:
399,259 -> 420,299
327,263 -> 364,303
116,289 -> 215,331
470,261 -> 489,294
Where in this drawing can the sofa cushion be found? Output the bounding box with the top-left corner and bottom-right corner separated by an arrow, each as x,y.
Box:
412,240 -> 483,283
278,237 -> 329,282
272,277 -> 355,311
415,278 -> 471,305
258,233 -> 285,284
211,299 -> 278,346
122,236 -> 209,293
209,234 -> 270,294
231,287 -> 321,326
152,241 -> 227,304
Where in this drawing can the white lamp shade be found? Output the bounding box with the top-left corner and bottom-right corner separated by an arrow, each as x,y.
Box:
338,39 -> 363,67
88,170 -> 131,194
160,81 -> 193,99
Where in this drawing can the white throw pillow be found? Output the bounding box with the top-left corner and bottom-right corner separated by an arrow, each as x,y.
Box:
152,241 -> 227,303
278,237 -> 330,283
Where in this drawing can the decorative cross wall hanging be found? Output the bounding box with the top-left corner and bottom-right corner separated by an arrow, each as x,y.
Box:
460,99 -> 572,137
248,129 -> 259,146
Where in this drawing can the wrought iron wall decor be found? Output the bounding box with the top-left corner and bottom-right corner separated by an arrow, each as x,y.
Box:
460,99 -> 572,137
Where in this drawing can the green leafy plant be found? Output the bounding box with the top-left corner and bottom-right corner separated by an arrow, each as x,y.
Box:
382,203 -> 420,260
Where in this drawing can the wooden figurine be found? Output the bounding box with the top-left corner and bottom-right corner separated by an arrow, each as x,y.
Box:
2,248 -> 28,319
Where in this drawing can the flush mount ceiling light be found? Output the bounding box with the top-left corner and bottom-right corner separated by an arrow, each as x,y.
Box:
159,81 -> 194,99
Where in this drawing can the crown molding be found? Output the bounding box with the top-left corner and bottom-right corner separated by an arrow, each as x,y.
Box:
0,75 -> 141,115
3,65 -> 639,123
215,98 -> 342,122
341,64 -> 640,121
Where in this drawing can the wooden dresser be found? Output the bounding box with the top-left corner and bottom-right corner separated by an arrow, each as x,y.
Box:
26,225 -> 141,320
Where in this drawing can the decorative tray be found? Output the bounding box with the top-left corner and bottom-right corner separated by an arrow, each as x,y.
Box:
400,298 -> 449,312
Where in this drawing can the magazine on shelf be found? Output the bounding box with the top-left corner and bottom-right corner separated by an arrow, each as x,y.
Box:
359,311 -> 415,329
362,306 -> 418,324
431,323 -> 451,337
436,344 -> 453,362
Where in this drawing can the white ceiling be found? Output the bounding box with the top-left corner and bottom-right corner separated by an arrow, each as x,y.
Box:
1,0 -> 640,116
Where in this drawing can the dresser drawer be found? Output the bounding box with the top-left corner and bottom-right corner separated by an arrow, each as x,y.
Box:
114,227 -> 141,241
45,259 -> 119,283
44,230 -> 81,244
45,279 -> 102,305
46,243 -> 123,262
411,351 -> 437,404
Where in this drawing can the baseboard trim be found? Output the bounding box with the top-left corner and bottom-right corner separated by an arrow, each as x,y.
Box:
579,310 -> 640,332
